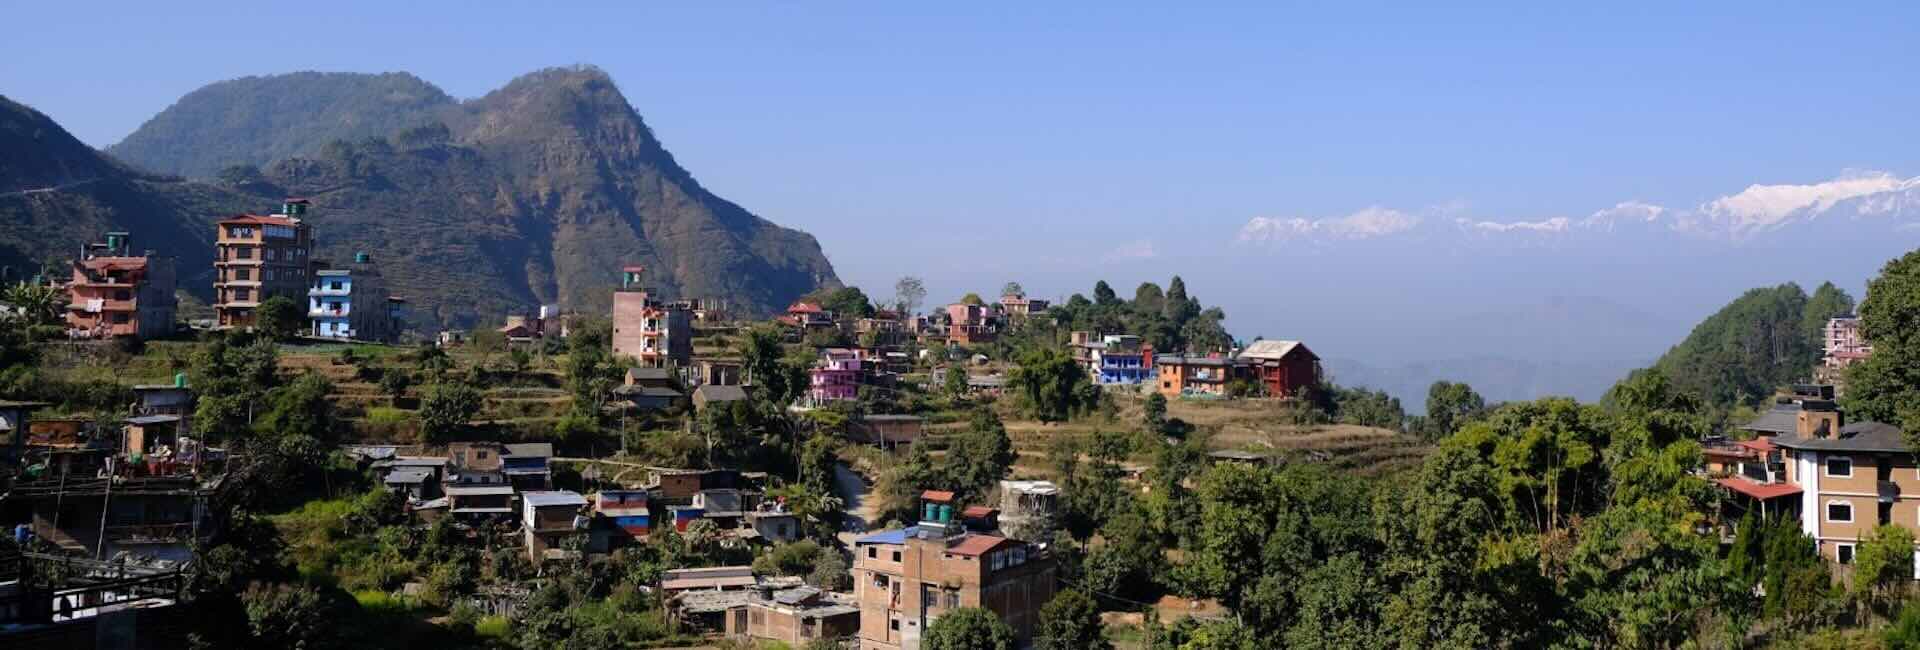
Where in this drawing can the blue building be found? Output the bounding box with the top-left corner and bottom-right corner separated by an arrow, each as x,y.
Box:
1075,333 -> 1153,385
307,254 -> 399,342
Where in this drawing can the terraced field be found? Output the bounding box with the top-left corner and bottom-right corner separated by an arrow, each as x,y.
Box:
278,349 -> 574,443
911,395 -> 1434,479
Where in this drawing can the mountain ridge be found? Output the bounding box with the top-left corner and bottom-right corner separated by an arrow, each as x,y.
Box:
5,67 -> 840,326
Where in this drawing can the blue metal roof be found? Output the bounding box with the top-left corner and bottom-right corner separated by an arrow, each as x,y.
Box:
856,526 -> 918,545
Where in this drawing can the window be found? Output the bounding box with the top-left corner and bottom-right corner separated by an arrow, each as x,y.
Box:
1838,543 -> 1856,565
112,313 -> 130,324
113,290 -> 130,301
892,550 -> 901,562
1827,501 -> 1854,523
235,269 -> 250,281
873,574 -> 889,588
235,288 -> 251,302
1827,456 -> 1854,478
236,246 -> 253,260
890,619 -> 900,631
867,547 -> 877,559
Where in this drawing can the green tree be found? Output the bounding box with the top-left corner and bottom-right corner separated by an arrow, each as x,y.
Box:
922,607 -> 1016,650
1008,346 -> 1098,422
1854,524 -> 1916,622
808,547 -> 853,591
1848,250 -> 1920,430
1888,601 -> 1920,650
961,292 -> 985,306
256,372 -> 337,446
240,582 -> 353,650
1035,590 -> 1109,650
742,325 -> 805,406
815,286 -> 876,319
942,409 -> 1016,501
1143,392 -> 1167,433
191,335 -> 282,439
2,282 -> 66,327
1092,281 -> 1119,307
378,368 -> 413,402
944,364 -> 968,398
1001,282 -> 1025,297
1423,380 -> 1485,440
419,381 -> 482,442
255,295 -> 306,340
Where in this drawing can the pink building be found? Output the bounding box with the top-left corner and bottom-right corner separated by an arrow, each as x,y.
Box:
809,349 -> 863,405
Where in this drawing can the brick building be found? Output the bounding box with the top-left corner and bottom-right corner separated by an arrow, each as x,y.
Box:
214,199 -> 315,329
852,491 -> 1056,650
64,232 -> 177,340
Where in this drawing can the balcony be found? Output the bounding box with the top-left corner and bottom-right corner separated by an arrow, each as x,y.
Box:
309,287 -> 350,296
310,308 -> 349,318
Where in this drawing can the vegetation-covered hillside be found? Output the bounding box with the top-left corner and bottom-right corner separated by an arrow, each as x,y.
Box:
0,95 -> 259,283
1649,281 -> 1854,410
108,71 -> 455,179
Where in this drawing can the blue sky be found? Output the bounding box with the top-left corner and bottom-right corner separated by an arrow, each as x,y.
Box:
6,3 -> 1919,374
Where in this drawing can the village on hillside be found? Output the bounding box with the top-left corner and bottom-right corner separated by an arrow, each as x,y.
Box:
1,198 -> 1918,649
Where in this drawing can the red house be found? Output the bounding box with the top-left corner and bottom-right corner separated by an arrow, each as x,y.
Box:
1233,340 -> 1320,397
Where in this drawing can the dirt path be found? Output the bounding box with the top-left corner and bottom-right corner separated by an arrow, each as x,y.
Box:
833,462 -> 878,548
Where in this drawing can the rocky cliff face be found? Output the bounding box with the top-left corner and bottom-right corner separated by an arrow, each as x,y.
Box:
16,66 -> 841,327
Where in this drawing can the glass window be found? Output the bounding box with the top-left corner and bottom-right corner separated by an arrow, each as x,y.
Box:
236,269 -> 250,281
1839,544 -> 1856,565
1828,501 -> 1854,522
1827,456 -> 1853,477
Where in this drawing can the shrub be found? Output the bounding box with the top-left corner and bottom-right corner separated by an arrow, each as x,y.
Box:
474,615 -> 511,639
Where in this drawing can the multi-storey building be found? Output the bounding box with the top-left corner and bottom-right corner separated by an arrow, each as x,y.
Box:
997,293 -> 1049,320
308,253 -> 399,342
214,199 -> 315,329
946,303 -> 994,346
1715,386 -> 1915,566
809,348 -> 864,405
64,232 -> 176,340
612,265 -> 692,368
852,491 -> 1056,650
1154,353 -> 1235,397
1817,316 -> 1873,389
1070,333 -> 1153,385
1234,339 -> 1321,397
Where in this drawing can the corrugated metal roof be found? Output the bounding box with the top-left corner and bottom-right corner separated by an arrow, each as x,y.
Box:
856,526 -> 918,545
1772,421 -> 1908,453
443,485 -> 516,496
522,491 -> 588,507
1236,339 -> 1303,360
694,385 -> 748,402
504,443 -> 553,458
946,534 -> 1013,557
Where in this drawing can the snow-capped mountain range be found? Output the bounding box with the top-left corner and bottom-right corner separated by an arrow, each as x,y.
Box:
1236,171 -> 1920,247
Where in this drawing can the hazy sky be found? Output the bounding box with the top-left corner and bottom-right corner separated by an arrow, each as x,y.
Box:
6,3 -> 1919,368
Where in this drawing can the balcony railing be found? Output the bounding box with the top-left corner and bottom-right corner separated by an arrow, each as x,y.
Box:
310,309 -> 349,318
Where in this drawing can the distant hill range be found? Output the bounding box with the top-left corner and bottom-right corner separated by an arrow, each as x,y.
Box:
1,66 -> 839,328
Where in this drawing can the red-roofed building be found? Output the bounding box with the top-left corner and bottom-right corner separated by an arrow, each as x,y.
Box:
214,200 -> 315,329
64,232 -> 177,340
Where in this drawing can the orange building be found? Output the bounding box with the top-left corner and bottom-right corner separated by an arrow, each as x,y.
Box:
65,232 -> 177,340
214,199 -> 315,329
